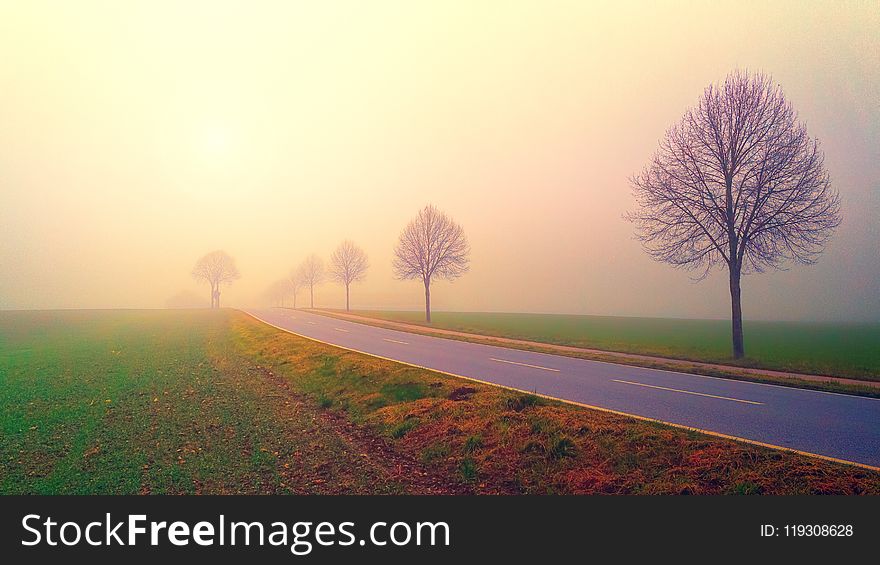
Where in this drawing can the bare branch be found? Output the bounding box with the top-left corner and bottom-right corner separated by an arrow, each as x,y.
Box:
298,254 -> 325,288
626,70 -> 840,276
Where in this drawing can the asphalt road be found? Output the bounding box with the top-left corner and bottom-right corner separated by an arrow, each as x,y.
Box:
245,308 -> 880,468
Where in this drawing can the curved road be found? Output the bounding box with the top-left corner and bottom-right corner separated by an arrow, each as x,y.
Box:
245,308 -> 880,468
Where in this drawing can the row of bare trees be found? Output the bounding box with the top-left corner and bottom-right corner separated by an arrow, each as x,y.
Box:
264,205 -> 471,319
271,244 -> 371,311
195,204 -> 470,318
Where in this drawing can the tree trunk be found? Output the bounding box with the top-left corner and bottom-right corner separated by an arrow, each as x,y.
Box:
345,283 -> 350,311
729,266 -> 744,359
424,280 -> 431,323
310,284 -> 314,309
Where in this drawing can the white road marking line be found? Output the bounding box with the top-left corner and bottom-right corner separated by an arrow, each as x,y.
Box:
383,338 -> 409,345
490,357 -> 560,372
333,327 -> 349,333
306,321 -> 317,325
612,379 -> 763,405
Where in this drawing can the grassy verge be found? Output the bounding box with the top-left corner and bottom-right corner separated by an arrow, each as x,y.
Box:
2,309 -> 877,494
323,310 -> 880,381
312,309 -> 880,397
233,311 -> 880,494
0,310 -> 451,494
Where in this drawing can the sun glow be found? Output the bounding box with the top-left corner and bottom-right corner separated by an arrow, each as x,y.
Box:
202,126 -> 231,156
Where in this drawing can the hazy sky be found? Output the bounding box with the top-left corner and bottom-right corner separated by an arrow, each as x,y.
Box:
1,1 -> 878,321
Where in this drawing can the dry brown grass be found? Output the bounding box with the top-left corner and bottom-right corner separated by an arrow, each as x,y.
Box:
231,311 -> 880,495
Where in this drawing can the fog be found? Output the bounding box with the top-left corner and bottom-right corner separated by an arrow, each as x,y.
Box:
1,1 -> 878,321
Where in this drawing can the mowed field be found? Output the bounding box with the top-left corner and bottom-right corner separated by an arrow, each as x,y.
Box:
340,310 -> 880,381
1,309 -> 878,495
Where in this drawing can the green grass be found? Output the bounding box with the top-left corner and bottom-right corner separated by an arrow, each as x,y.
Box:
342,310 -> 880,380
390,417 -> 420,439
0,309 -> 406,494
463,435 -> 483,454
458,457 -> 478,483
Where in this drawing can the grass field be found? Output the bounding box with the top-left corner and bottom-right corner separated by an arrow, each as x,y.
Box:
337,310 -> 880,381
0,310 -> 420,494
1,309 -> 878,494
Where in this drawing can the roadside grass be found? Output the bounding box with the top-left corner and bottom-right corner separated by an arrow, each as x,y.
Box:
331,310 -> 880,381
232,311 -> 880,494
0,310 -> 416,494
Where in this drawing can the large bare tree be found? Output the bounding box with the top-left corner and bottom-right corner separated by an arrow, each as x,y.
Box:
329,240 -> 369,311
392,204 -> 470,322
191,250 -> 240,309
298,254 -> 325,309
627,70 -> 840,358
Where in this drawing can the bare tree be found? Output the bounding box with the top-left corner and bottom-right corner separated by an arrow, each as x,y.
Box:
288,267 -> 304,309
329,240 -> 369,311
392,204 -> 470,322
298,254 -> 325,309
191,250 -> 240,309
627,70 -> 840,359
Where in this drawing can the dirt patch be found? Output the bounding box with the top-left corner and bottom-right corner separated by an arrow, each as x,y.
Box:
448,387 -> 477,401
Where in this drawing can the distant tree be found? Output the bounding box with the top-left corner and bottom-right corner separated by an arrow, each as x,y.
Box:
627,70 -> 840,359
288,268 -> 304,309
392,204 -> 470,322
265,279 -> 292,308
298,254 -> 325,309
191,250 -> 240,308
329,240 -> 369,311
